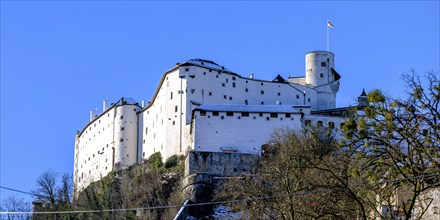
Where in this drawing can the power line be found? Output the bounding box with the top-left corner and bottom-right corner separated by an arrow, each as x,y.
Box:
0,186 -> 49,199
1,173 -> 439,215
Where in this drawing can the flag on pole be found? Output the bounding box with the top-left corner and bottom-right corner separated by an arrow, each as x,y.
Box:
327,21 -> 334,28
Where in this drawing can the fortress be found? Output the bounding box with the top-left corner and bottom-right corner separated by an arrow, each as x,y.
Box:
73,51 -> 357,196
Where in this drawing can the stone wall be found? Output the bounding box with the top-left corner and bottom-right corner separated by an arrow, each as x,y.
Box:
181,151 -> 258,217
185,151 -> 258,177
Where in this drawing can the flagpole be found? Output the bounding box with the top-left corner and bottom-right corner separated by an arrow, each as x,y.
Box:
327,20 -> 329,51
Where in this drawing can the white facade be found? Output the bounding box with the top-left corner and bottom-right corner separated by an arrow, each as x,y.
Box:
191,105 -> 304,155
74,98 -> 141,194
74,51 -> 345,195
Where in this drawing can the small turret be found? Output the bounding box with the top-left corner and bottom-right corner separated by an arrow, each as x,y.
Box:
358,89 -> 369,108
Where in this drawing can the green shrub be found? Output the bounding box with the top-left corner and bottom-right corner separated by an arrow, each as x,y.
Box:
164,155 -> 179,169
147,152 -> 163,170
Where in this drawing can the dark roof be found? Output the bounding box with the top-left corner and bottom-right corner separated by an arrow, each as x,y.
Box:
77,97 -> 140,137
331,67 -> 341,81
179,58 -> 239,76
311,106 -> 353,117
360,89 -> 367,96
272,74 -> 288,83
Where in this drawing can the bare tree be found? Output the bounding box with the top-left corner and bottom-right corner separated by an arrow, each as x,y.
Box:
342,70 -> 440,219
1,195 -> 31,220
32,170 -> 73,219
217,128 -> 372,220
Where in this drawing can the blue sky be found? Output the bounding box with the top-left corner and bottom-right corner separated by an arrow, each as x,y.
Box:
1,1 -> 439,202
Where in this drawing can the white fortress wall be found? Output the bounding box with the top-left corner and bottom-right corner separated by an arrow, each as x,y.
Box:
139,69 -> 185,161
74,99 -> 140,194
191,105 -> 303,155
183,62 -> 319,118
303,114 -> 346,134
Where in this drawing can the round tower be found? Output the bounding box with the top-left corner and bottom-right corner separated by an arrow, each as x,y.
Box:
305,51 -> 340,110
305,51 -> 335,86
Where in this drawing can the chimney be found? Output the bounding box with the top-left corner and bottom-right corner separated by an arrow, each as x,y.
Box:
249,73 -> 254,79
141,99 -> 146,108
90,110 -> 96,121
103,100 -> 108,112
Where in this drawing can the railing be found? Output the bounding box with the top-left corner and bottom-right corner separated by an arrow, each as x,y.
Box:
173,200 -> 189,220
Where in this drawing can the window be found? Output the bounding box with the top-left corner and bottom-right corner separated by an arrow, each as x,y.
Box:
245,100 -> 248,105
173,121 -> 175,125
226,79 -> 229,83
329,121 -> 335,128
320,73 -> 324,78
229,96 -> 232,100
317,121 -> 323,127
221,116 -> 224,119
200,111 -> 206,116
120,138 -> 124,142
308,98 -> 311,102
285,113 -> 291,118
296,95 -> 300,99
145,127 -> 148,134
321,62 -> 326,67
232,77 -> 236,80
261,82 -> 264,86
222,83 -> 225,87
241,112 -> 249,117
175,105 -> 178,112
224,95 -> 227,99
170,92 -> 173,100
185,68 -> 189,72
209,92 -> 212,96
226,112 -> 234,116
259,113 -> 263,117
120,115 -> 123,119
278,92 -> 281,96
270,113 -> 278,118
216,75 -> 219,78
261,90 -> 264,94
209,69 -> 212,72
232,82 -> 236,88
245,88 -> 249,92
203,72 -> 206,75
261,101 -> 264,105
213,111 -> 219,116
121,127 -> 125,131
266,117 -> 270,121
